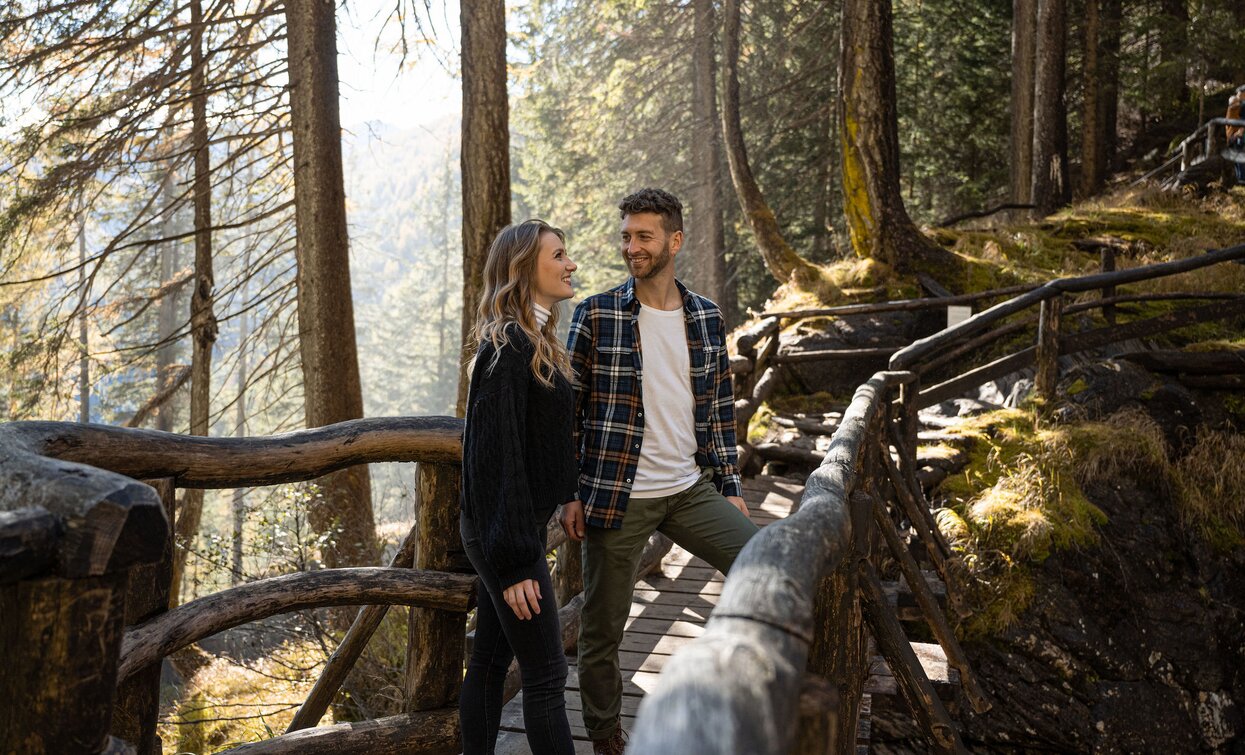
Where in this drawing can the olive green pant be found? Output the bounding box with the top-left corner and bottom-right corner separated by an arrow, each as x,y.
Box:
577,469 -> 759,739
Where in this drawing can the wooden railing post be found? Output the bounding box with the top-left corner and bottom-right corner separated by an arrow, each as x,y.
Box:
405,463 -> 470,714
112,478 -> 177,755
1100,248 -> 1116,325
1035,294 -> 1063,401
0,445 -> 167,755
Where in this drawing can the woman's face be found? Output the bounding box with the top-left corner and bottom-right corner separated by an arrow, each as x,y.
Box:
530,231 -> 577,309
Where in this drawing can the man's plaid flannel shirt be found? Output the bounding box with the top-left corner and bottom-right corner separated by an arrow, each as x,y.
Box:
567,278 -> 742,529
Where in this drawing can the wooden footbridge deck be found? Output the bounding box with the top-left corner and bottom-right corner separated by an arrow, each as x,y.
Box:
496,477 -> 801,753
4,244 -> 1243,755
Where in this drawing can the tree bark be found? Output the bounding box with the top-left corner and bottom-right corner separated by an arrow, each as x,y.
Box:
156,159 -> 180,434
286,0 -> 376,569
1157,0 -> 1189,118
1010,0 -> 1037,204
231,270 -> 249,586
172,0 -> 218,606
838,0 -> 944,271
77,200 -> 89,424
1031,0 -> 1069,216
1101,0 -> 1122,174
457,0 -> 511,416
1079,0 -> 1104,198
685,0 -> 728,308
723,0 -> 820,285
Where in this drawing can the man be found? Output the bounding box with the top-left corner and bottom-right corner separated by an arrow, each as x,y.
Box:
1226,85 -> 1245,183
559,188 -> 759,754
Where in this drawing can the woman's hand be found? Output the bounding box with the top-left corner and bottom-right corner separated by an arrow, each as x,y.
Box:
503,578 -> 542,620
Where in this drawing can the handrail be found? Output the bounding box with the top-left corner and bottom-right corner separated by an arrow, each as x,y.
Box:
634,241 -> 1245,753
890,243 -> 1245,369
629,372 -> 909,754
0,416 -> 463,488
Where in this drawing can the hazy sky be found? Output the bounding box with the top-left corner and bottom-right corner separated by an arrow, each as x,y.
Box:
336,1 -> 462,131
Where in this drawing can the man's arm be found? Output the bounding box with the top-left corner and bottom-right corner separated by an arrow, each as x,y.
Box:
562,302 -> 594,539
708,310 -> 743,500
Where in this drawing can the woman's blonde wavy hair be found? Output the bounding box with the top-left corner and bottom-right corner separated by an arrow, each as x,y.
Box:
471,219 -> 574,388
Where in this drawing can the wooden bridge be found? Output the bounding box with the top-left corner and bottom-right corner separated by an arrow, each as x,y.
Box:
3,244 -> 1243,754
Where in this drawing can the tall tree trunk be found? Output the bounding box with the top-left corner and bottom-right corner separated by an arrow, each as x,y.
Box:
156,162 -> 180,433
457,0 -> 511,416
1031,0 -> 1069,215
723,0 -> 819,284
231,253 -> 250,587
838,0 -> 943,271
437,145 -> 454,412
172,0 -> 218,606
77,201 -> 89,424
1234,0 -> 1245,81
1101,0 -> 1122,171
685,0 -> 727,308
1080,0 -> 1103,197
286,0 -> 376,568
1157,0 -> 1190,118
1011,0 -> 1038,204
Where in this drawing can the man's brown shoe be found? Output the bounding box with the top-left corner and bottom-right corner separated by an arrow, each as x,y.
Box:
591,726 -> 628,755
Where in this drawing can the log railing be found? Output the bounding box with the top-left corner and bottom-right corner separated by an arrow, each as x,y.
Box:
1,412 -> 668,755
0,417 -> 479,755
632,243 -> 1245,753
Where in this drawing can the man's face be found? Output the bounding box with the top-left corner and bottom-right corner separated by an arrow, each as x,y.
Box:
620,212 -> 681,280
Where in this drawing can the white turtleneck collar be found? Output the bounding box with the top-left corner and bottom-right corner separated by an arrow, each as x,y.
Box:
533,303 -> 551,329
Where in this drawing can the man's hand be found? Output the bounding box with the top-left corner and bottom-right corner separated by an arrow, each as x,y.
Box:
503,578 -> 542,620
559,499 -> 586,541
727,495 -> 750,520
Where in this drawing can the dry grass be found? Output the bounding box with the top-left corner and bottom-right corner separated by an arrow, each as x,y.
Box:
161,640 -> 328,754
1173,427 -> 1245,545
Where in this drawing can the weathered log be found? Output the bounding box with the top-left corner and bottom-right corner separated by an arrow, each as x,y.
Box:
406,463 -> 468,712
1,572 -> 127,755
918,349 -> 1035,409
1178,374 -> 1245,389
553,538 -> 583,607
112,479 -> 176,755
630,373 -> 904,754
793,673 -> 840,755
1062,297 -> 1245,356
288,517 -> 422,732
0,416 -> 463,488
866,491 -> 989,714
892,242 -> 1245,369
753,443 -> 824,467
735,364 -> 782,432
858,562 -> 963,754
217,708 -> 460,755
730,354 -> 754,374
763,282 -> 1040,320
1035,294 -> 1063,401
118,567 -> 476,682
0,506 -> 61,584
914,316 -> 1035,378
1115,348 -> 1245,375
0,438 -> 168,579
879,439 -> 949,582
772,346 -> 897,364
772,415 -> 842,436
735,316 -> 781,355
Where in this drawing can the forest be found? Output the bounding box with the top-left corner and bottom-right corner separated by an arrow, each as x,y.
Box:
2,0 -> 1244,752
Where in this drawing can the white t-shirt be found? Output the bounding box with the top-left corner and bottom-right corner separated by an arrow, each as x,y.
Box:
630,303 -> 701,498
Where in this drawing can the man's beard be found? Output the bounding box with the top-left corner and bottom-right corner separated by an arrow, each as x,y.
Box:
628,240 -> 672,279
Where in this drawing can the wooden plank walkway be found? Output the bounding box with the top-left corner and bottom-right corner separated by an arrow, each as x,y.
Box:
495,476 -> 804,754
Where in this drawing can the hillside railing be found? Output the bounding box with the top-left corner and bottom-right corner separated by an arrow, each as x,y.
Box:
631,242 -> 1245,754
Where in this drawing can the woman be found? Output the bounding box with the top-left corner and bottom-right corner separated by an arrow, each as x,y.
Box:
459,219 -> 579,754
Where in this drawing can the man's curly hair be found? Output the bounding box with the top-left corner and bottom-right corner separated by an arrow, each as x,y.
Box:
619,188 -> 684,234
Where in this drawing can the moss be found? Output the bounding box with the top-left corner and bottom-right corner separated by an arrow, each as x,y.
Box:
1065,378 -> 1090,395
747,403 -> 775,444
770,390 -> 850,415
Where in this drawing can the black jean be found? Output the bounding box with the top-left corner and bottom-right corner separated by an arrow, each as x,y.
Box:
459,514 -> 574,755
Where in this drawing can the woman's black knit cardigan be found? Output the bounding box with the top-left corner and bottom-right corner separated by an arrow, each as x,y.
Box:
460,325 -> 579,587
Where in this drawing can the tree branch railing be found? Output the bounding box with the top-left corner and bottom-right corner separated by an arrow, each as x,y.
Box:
632,242 -> 1245,754
1,417 -> 480,755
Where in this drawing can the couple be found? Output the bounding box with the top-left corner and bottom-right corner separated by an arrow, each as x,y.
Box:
458,188 -> 759,755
